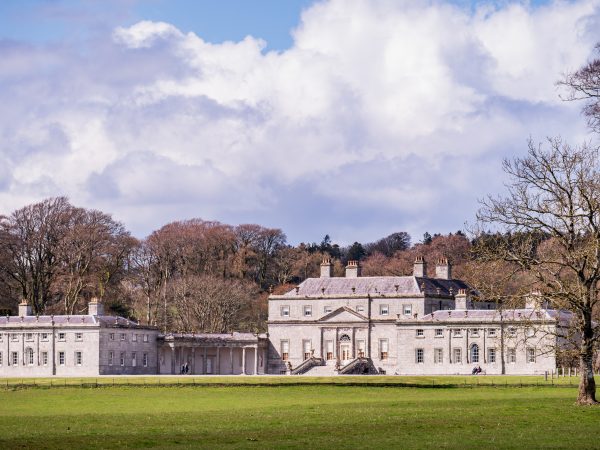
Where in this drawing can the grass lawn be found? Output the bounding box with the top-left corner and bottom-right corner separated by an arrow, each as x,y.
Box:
0,383 -> 599,449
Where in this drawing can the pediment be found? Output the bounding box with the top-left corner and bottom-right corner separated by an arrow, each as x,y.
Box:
318,307 -> 368,323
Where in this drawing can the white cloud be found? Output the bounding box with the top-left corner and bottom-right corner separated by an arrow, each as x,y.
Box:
0,0 -> 599,243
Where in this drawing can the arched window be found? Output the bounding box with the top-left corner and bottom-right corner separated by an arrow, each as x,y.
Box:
26,347 -> 34,365
339,334 -> 351,342
470,344 -> 479,363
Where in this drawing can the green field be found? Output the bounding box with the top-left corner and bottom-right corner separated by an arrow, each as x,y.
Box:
1,378 -> 599,449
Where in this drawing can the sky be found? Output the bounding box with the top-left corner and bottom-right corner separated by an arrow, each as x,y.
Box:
0,0 -> 599,245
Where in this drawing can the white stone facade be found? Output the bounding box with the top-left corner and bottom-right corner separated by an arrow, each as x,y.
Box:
0,300 -> 159,376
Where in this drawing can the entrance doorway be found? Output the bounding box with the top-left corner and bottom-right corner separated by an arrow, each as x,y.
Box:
341,344 -> 351,361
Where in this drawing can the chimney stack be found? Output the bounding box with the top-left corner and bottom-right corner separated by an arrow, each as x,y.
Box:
345,260 -> 361,278
320,257 -> 333,278
413,256 -> 427,277
88,297 -> 104,316
454,288 -> 470,310
18,299 -> 32,317
435,258 -> 452,280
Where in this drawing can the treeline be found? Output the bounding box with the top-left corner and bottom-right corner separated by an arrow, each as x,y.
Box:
0,197 -> 507,332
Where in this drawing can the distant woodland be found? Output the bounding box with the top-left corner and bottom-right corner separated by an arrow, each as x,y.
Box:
0,197 -> 512,332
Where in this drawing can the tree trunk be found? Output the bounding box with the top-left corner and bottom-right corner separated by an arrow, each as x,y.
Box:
577,342 -> 598,405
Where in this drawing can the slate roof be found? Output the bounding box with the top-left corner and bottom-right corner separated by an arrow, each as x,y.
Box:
410,308 -> 573,325
0,314 -> 147,328
278,276 -> 475,297
161,332 -> 266,343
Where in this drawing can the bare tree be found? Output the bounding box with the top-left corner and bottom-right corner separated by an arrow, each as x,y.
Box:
560,44 -> 600,132
170,275 -> 257,333
0,197 -> 72,313
56,208 -> 133,314
476,138 -> 600,404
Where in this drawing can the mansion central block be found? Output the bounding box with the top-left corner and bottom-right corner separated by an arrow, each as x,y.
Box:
266,258 -> 558,375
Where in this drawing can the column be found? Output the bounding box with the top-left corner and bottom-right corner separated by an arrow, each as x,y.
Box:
216,347 -> 221,374
320,327 -> 324,359
191,347 -> 196,374
170,346 -> 175,374
483,329 -> 487,364
230,347 -> 234,374
203,347 -> 208,374
466,329 -> 469,364
448,328 -> 452,364
335,328 -> 339,360
242,347 -> 246,375
253,345 -> 258,375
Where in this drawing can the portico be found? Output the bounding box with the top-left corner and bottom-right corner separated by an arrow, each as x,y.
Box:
158,332 -> 268,375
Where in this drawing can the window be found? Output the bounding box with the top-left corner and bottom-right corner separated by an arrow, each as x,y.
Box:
435,329 -> 444,337
11,352 -> 18,365
75,332 -> 83,341
303,340 -> 312,359
25,333 -> 33,341
488,328 -> 497,337
0,333 -> 3,342
0,352 -> 2,366
110,333 -> 115,341
41,333 -> 48,341
58,332 -> 65,341
120,352 -> 125,366
143,353 -> 148,367
75,351 -> 82,366
59,351 -> 65,366
41,352 -> 48,366
434,348 -> 443,364
26,348 -> 34,365
416,329 -> 424,337
508,348 -> 516,363
527,347 -> 536,363
380,304 -> 389,316
403,304 -> 412,315
120,333 -> 126,341
453,348 -> 462,364
380,339 -> 389,360
280,305 -> 290,317
280,340 -> 289,361
303,305 -> 312,317
324,305 -> 333,314
357,305 -> 365,313
470,344 -> 480,363
415,348 -> 424,364
326,340 -> 334,360
471,329 -> 479,337
143,334 -> 149,343
132,352 -> 137,367
132,334 -> 137,342
488,348 -> 496,363
11,334 -> 18,342
109,351 -> 114,366
452,329 -> 462,337
508,327 -> 516,337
